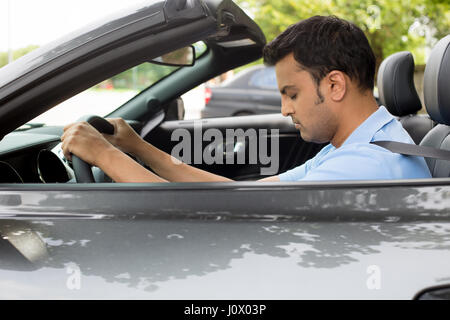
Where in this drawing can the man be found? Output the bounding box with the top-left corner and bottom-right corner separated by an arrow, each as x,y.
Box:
61,15 -> 431,183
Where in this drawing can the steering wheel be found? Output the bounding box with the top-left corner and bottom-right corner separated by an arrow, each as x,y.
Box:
71,115 -> 115,183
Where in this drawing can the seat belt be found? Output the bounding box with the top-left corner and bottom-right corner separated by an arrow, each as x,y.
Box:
371,141 -> 450,161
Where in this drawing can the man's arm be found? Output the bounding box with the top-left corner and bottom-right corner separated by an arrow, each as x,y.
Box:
131,139 -> 233,182
61,121 -> 168,183
258,176 -> 280,182
98,147 -> 169,183
107,118 -> 283,182
62,119 -> 280,183
131,137 -> 281,182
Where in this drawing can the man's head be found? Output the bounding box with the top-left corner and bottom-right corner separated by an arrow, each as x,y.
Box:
263,16 -> 377,145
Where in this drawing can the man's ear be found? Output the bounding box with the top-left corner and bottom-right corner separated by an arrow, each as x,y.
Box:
326,71 -> 346,102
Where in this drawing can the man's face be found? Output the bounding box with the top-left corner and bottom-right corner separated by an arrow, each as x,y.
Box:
275,53 -> 337,144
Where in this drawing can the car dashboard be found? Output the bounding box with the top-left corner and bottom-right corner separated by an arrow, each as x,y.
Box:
0,131 -> 73,184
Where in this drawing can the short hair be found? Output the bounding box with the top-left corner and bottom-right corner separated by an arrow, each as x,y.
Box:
263,16 -> 376,91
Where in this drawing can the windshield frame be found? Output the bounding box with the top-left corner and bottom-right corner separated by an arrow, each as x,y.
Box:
22,42 -> 209,129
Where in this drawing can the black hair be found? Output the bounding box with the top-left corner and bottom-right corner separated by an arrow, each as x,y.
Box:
263,15 -> 376,91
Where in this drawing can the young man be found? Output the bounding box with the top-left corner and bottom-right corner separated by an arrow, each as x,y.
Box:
61,15 -> 431,183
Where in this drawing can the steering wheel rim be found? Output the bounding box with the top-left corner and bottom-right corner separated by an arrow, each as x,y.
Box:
71,115 -> 115,183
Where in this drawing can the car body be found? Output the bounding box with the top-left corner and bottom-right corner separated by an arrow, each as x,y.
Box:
201,65 -> 281,118
0,0 -> 450,300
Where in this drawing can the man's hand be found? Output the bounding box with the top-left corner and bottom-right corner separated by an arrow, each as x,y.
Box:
103,118 -> 143,155
61,121 -> 116,166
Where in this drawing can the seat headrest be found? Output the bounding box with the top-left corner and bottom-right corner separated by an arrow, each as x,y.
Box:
377,51 -> 422,117
424,35 -> 450,125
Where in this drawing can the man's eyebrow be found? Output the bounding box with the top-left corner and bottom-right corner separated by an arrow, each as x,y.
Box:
280,85 -> 297,94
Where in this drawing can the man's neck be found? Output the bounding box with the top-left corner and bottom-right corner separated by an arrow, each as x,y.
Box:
330,94 -> 379,148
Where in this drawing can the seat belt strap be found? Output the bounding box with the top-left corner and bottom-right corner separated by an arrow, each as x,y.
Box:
371,141 -> 450,161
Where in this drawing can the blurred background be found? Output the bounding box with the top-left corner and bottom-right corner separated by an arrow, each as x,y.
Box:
1,0 -> 449,124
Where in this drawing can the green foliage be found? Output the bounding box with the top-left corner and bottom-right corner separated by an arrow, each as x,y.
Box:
237,0 -> 450,66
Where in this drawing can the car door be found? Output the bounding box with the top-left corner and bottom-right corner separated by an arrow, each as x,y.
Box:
2,180 -> 450,299
147,113 -> 326,180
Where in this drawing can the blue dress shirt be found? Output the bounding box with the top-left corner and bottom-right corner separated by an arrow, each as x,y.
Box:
278,106 -> 432,181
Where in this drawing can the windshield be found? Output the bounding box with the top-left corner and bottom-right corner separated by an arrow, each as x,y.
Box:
25,63 -> 177,127
24,42 -> 208,128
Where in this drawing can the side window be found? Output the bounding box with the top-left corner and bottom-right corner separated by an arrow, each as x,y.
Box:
182,65 -> 281,120
249,67 -> 277,89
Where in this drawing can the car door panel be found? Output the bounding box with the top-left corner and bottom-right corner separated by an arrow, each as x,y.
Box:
146,114 -> 326,180
1,181 -> 450,299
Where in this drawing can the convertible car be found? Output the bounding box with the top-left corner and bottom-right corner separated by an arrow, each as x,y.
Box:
0,0 -> 450,300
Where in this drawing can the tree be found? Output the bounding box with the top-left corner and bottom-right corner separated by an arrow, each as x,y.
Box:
238,0 -> 450,67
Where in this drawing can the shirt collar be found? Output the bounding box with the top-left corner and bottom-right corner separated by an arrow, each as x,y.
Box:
341,106 -> 394,146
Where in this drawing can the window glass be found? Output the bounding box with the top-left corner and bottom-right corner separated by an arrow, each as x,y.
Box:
249,67 -> 277,89
183,64 -> 282,120
27,42 -> 208,126
29,63 -> 178,126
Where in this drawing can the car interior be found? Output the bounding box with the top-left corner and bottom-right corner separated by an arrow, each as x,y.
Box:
146,34 -> 450,181
90,34 -> 450,182
0,0 -> 448,185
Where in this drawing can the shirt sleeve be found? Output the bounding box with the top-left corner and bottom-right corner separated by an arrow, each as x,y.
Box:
278,144 -> 330,182
278,163 -> 308,181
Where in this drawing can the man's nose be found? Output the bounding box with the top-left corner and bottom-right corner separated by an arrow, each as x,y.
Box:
281,99 -> 293,117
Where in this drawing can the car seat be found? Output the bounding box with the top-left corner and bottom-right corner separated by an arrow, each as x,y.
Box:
419,35 -> 450,177
377,51 -> 435,144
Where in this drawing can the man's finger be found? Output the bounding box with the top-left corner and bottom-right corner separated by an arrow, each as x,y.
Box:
61,140 -> 72,161
63,122 -> 77,132
61,125 -> 75,142
61,130 -> 68,142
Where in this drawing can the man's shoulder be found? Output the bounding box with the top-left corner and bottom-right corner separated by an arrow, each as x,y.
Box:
374,114 -> 415,144
322,141 -> 425,169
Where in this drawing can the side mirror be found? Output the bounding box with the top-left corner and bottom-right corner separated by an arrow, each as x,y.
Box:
150,46 -> 195,67
165,98 -> 185,121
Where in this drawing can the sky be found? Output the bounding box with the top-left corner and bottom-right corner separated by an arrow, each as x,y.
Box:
0,0 -> 148,52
